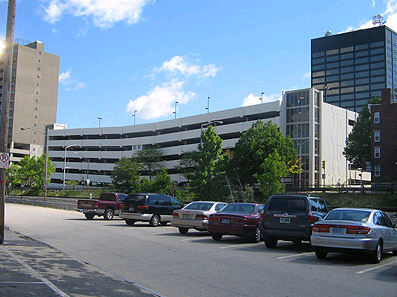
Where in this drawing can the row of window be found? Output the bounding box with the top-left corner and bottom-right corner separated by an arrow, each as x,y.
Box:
313,76 -> 385,85
312,41 -> 385,58
313,61 -> 386,71
313,54 -> 385,65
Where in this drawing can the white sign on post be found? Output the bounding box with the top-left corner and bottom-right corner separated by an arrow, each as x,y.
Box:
0,152 -> 10,169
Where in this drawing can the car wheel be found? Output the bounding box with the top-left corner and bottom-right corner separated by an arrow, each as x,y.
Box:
85,213 -> 95,220
293,239 -> 302,245
315,250 -> 327,259
370,241 -> 383,263
103,208 -> 114,220
264,236 -> 278,248
125,219 -> 136,226
250,227 -> 261,243
392,250 -> 397,256
150,214 -> 160,227
211,233 -> 222,241
179,227 -> 189,234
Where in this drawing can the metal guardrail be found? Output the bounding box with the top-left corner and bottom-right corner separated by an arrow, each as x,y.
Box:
5,196 -> 78,211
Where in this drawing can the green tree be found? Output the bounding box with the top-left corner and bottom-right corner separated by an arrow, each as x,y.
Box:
185,125 -> 228,200
133,145 -> 163,179
111,157 -> 141,192
5,163 -> 21,194
254,151 -> 289,199
17,155 -> 55,189
230,120 -> 297,186
343,97 -> 381,169
139,168 -> 174,195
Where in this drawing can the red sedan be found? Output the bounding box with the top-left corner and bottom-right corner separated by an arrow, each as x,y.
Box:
207,203 -> 264,242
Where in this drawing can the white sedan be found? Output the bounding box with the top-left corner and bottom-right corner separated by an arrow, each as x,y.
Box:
311,208 -> 397,263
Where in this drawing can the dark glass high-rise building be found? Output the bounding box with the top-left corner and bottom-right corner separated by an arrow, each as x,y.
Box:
311,25 -> 397,112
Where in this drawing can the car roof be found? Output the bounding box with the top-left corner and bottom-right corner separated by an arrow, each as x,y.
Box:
330,207 -> 380,212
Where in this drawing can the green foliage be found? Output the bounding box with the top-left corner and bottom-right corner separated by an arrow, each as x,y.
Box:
184,125 -> 228,200
139,168 -> 174,195
14,155 -> 56,189
229,120 -> 297,187
343,97 -> 381,169
5,163 -> 21,194
133,145 -> 163,179
111,157 -> 141,192
254,151 -> 288,199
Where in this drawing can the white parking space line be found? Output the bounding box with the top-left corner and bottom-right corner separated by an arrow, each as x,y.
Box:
277,252 -> 313,260
219,244 -> 253,249
356,261 -> 396,274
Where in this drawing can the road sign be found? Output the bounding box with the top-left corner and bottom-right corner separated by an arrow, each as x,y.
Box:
0,153 -> 10,169
280,177 -> 293,184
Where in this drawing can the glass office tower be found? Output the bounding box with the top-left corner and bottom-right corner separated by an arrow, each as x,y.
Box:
311,25 -> 397,112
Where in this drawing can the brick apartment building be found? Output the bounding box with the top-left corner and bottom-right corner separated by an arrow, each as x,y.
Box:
370,88 -> 397,186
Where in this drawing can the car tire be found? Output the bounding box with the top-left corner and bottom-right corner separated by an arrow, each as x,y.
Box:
150,214 -> 160,227
315,250 -> 327,259
250,227 -> 261,243
85,213 -> 95,220
211,233 -> 222,241
264,236 -> 278,248
160,222 -> 168,226
179,227 -> 189,234
125,219 -> 136,226
292,239 -> 302,245
370,241 -> 383,264
392,250 -> 397,256
103,208 -> 114,220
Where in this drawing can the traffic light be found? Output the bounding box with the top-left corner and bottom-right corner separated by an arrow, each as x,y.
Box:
322,160 -> 326,169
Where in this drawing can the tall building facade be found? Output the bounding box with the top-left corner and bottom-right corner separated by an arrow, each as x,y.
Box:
311,25 -> 397,112
0,40 -> 60,162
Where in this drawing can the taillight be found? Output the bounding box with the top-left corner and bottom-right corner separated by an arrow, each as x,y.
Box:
95,202 -> 99,208
137,205 -> 149,210
313,224 -> 331,232
346,226 -> 371,235
260,210 -> 264,221
121,203 -> 126,208
195,214 -> 208,220
209,216 -> 219,222
307,211 -> 315,224
172,212 -> 179,218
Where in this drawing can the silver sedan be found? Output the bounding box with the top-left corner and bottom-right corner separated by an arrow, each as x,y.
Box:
171,201 -> 227,234
311,208 -> 397,263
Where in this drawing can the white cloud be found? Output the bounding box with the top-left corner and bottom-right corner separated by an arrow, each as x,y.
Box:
242,93 -> 281,107
156,56 -> 222,78
126,80 -> 196,120
41,0 -> 154,28
59,69 -> 86,91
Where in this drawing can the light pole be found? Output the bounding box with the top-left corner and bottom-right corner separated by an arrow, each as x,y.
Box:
297,139 -> 311,189
173,101 -> 178,119
206,97 -> 210,113
20,126 -> 50,201
200,120 -> 223,146
63,144 -> 79,190
260,92 -> 264,104
133,110 -> 137,125
97,116 -> 102,128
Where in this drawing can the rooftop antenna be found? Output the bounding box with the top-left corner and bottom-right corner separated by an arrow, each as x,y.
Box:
325,31 -> 332,37
372,14 -> 386,26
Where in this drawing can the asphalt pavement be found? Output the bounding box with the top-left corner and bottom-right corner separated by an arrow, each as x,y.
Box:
0,227 -> 160,297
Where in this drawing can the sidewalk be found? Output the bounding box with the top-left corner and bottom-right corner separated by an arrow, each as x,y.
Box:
0,227 -> 159,297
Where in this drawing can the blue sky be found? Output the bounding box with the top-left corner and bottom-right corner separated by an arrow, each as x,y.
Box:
1,0 -> 397,129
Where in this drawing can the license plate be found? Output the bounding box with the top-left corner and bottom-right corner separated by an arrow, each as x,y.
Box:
129,207 -> 135,211
221,218 -> 231,224
183,214 -> 191,219
330,227 -> 345,234
280,217 -> 290,223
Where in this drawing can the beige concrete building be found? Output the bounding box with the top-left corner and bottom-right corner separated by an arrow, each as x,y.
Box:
0,40 -> 60,162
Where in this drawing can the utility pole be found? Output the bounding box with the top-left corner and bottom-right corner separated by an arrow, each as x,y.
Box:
0,0 -> 17,244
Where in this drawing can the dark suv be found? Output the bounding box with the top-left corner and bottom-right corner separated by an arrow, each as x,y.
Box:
259,194 -> 331,248
120,193 -> 183,227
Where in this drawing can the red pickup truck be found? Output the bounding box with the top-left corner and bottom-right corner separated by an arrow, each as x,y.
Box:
77,192 -> 128,220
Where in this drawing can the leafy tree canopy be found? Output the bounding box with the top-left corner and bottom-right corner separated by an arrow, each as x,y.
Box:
133,145 -> 163,179
343,97 -> 381,169
111,157 -> 141,192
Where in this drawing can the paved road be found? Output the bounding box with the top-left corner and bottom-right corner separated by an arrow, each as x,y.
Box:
4,203 -> 397,297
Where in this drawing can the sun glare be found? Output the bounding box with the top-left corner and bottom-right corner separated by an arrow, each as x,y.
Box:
0,39 -> 5,53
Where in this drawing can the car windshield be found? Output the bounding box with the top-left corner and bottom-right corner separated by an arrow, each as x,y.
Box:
325,209 -> 371,222
184,202 -> 213,211
220,204 -> 255,214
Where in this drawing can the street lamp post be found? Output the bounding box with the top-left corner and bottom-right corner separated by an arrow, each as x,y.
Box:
63,144 -> 79,190
206,97 -> 210,113
173,101 -> 178,119
260,92 -> 264,104
97,117 -> 102,128
200,120 -> 223,146
20,126 -> 50,200
133,110 -> 137,125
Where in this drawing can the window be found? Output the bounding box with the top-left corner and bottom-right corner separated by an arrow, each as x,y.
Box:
374,165 -> 381,177
374,130 -> 380,142
374,112 -> 380,123
374,146 -> 380,158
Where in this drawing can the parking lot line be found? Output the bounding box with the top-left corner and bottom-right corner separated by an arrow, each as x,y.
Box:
219,244 -> 253,249
277,252 -> 313,260
356,261 -> 396,274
